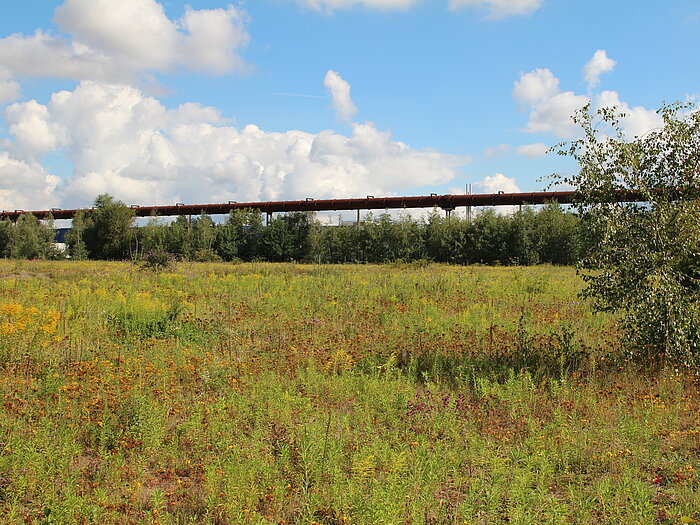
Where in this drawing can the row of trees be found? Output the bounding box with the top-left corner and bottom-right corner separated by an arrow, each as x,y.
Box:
0,213 -> 59,259
0,195 -> 584,266
141,203 -> 582,265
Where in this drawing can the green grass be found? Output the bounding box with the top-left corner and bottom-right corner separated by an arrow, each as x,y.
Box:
0,260 -> 697,524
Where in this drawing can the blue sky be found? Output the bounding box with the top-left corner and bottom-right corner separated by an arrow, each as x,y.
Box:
0,0 -> 698,212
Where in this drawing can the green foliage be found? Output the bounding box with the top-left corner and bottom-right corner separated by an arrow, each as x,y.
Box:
65,210 -> 88,260
260,211 -> 319,262
22,195 -> 584,265
553,102 -> 700,367
83,194 -> 135,259
191,213 -> 217,255
215,209 -> 264,261
535,202 -> 581,265
164,215 -> 193,257
134,214 -> 166,257
0,213 -> 57,259
0,219 -> 12,257
424,211 -> 466,264
360,212 -> 424,262
140,248 -> 175,272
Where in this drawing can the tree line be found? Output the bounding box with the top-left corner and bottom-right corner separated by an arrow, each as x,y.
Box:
0,194 -> 584,265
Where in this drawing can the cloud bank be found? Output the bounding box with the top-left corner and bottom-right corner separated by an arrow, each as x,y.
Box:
1,82 -> 468,210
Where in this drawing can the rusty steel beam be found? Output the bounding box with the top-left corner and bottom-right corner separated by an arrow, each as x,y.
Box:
0,190 -> 648,221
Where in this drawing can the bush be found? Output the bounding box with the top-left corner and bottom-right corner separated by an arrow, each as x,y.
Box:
140,249 -> 175,271
553,102 -> 700,368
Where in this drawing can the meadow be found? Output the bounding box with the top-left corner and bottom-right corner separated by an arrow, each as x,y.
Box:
0,260 -> 697,524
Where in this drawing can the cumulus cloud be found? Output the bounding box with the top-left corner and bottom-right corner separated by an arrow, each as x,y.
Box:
0,68 -> 21,105
513,68 -> 559,108
471,173 -> 522,215
448,0 -> 542,18
0,0 -> 249,83
5,100 -> 69,161
0,152 -> 61,211
515,142 -> 548,158
324,70 -> 357,122
474,172 -> 520,193
513,58 -> 663,140
0,81 -> 468,209
583,50 -> 616,90
294,0 -> 418,12
524,91 -> 590,138
595,90 -> 663,138
513,67 -> 590,139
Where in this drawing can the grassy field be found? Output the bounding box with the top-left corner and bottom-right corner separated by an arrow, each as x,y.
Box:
0,260 -> 698,524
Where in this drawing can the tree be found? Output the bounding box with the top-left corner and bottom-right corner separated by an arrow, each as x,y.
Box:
470,209 -> 509,264
260,215 -> 293,262
165,215 -> 193,259
7,213 -> 56,259
216,209 -> 264,261
190,213 -> 219,261
137,214 -> 167,258
259,212 -> 318,262
0,219 -> 12,257
424,210 -> 468,264
65,210 -> 89,260
534,202 -> 581,265
507,207 -> 539,265
553,102 -> 700,366
83,194 -> 135,260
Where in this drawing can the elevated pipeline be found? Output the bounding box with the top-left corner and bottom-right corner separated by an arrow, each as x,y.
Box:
0,190 -> 647,221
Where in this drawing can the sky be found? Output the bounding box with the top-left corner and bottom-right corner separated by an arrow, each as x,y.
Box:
0,0 -> 698,214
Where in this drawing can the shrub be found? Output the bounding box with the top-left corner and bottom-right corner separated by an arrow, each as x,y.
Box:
141,249 -> 175,271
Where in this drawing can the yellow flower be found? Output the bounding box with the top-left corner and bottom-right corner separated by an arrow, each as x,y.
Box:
0,302 -> 23,317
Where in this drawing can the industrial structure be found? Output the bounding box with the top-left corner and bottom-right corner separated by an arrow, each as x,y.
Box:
0,189 -> 646,222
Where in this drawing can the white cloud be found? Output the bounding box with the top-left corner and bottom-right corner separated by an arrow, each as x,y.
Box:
5,100 -> 68,162
583,50 -> 616,90
514,68 -> 589,139
474,172 -> 520,193
295,0 -> 418,12
513,62 -> 662,140
1,81 -> 468,209
513,68 -> 560,108
515,142 -> 548,158
0,68 -> 21,105
0,0 -> 249,83
523,91 -> 590,138
324,70 -> 357,122
53,0 -> 180,72
0,152 -> 61,211
595,90 -> 663,138
472,173 -> 521,215
448,0 -> 542,18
